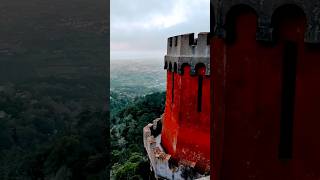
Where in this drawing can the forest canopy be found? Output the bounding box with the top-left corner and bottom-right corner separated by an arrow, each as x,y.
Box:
110,91 -> 165,180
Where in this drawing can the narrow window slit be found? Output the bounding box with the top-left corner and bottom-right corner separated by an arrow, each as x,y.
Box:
172,72 -> 174,104
279,41 -> 297,160
198,76 -> 203,112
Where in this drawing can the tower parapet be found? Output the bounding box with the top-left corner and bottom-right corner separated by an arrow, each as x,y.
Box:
165,33 -> 210,75
144,32 -> 211,179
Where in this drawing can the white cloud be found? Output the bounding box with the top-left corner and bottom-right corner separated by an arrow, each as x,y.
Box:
112,0 -> 208,30
111,0 -> 210,59
144,0 -> 187,29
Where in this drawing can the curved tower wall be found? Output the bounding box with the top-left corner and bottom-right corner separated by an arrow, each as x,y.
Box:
162,32 -> 210,168
212,1 -> 320,179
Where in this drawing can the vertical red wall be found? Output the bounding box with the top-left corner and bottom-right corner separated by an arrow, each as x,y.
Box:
162,70 -> 178,155
162,65 -> 211,168
212,5 -> 320,180
290,10 -> 320,180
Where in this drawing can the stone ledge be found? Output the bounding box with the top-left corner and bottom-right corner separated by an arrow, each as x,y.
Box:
143,116 -> 210,180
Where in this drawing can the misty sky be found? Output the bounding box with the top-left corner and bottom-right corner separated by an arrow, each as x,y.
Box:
111,0 -> 210,60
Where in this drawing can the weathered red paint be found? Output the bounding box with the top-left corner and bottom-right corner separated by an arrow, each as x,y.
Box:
162,65 -> 211,168
212,4 -> 320,180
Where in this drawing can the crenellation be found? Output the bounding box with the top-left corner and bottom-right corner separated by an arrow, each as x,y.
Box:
165,32 -> 210,76
167,33 -> 209,56
179,33 -> 194,56
167,37 -> 173,55
195,33 -> 210,57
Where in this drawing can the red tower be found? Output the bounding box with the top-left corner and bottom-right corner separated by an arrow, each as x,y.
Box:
143,32 -> 210,179
211,1 -> 320,179
162,32 -> 210,168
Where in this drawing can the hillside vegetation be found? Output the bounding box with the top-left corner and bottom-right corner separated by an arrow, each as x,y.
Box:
0,84 -> 108,179
0,0 -> 109,179
110,91 -> 165,179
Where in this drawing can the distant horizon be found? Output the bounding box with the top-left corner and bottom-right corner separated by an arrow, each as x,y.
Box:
111,58 -> 164,62
111,50 -> 165,61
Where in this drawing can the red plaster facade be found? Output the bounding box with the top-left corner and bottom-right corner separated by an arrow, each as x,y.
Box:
212,2 -> 320,180
161,33 -> 211,170
162,66 -> 210,167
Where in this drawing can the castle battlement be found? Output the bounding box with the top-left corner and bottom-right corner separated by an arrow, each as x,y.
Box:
165,32 -> 210,76
144,32 -> 211,180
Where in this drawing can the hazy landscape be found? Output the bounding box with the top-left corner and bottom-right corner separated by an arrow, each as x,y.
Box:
111,59 -> 166,98
0,0 -> 167,179
110,59 -> 166,179
0,0 -> 108,179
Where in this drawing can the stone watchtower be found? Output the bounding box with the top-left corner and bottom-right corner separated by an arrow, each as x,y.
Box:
211,0 -> 320,179
143,33 -> 210,179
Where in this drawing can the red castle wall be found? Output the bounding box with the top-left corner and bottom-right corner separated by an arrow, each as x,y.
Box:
212,4 -> 320,180
162,65 -> 210,168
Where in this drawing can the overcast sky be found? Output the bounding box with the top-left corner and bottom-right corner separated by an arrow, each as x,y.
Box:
111,0 -> 210,60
